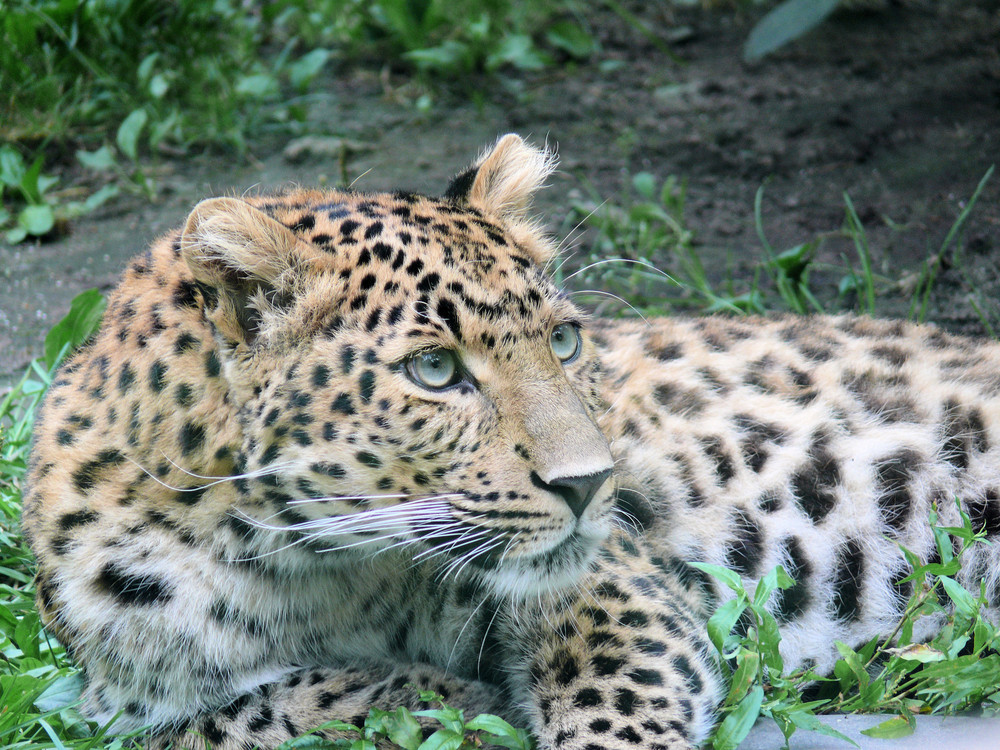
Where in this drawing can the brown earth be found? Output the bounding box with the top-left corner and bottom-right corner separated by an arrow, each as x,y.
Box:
1,0 -> 998,386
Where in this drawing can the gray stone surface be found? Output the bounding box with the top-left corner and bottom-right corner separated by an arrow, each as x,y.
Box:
739,714 -> 1000,749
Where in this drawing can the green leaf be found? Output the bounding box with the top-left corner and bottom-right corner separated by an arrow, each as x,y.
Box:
34,674 -> 85,712
786,711 -> 859,746
137,52 -> 160,84
236,73 -> 278,97
861,715 -> 915,739
706,597 -> 747,654
289,49 -> 330,91
0,145 -> 25,188
413,707 -> 464,734
713,685 -> 764,750
632,172 -> 657,200
886,643 -> 946,664
5,225 -> 27,244
689,562 -> 744,594
726,648 -> 760,706
77,145 -> 118,171
941,576 -> 979,618
406,40 -> 470,72
149,73 -> 170,99
44,289 -> 107,368
379,707 -> 424,750
545,21 -> 596,59
117,109 -> 148,161
486,34 -> 549,71
753,564 -> 794,607
744,0 -> 840,62
416,729 -> 465,750
83,184 -> 120,212
18,204 -> 54,236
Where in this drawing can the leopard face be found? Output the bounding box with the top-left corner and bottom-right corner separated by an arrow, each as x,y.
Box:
24,136 -> 617,614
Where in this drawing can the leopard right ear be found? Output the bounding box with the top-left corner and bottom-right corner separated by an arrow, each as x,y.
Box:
180,197 -> 304,345
444,134 -> 558,264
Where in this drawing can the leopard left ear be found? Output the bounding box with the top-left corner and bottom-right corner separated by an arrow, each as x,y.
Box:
445,134 -> 558,264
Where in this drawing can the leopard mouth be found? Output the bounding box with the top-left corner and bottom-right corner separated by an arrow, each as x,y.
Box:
481,521 -> 609,600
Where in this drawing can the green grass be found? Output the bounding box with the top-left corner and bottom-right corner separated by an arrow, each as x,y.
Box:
562,166 -> 996,324
1,0 -> 600,244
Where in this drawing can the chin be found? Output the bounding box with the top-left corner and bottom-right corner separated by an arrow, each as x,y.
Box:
484,517 -> 611,601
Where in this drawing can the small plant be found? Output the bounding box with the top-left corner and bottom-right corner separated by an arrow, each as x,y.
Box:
563,172 -> 766,316
0,146 -> 118,244
277,690 -> 534,750
695,501 -> 1000,750
0,289 -> 110,748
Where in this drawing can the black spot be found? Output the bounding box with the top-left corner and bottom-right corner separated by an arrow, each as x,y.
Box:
117,363 -> 136,393
364,221 -> 383,239
179,422 -> 206,456
174,332 -> 199,353
149,360 -> 167,392
874,450 -> 917,533
672,655 -> 703,693
95,562 -> 173,606
773,537 -> 812,623
967,489 -> 1000,537
340,344 -> 355,374
700,436 -> 735,485
551,650 -> 580,686
59,509 -> 99,530
311,461 -> 346,478
417,273 -> 440,293
72,449 -> 125,492
436,298 -> 462,340
832,539 -> 865,622
614,688 -> 641,715
331,393 -> 355,415
174,383 -> 195,408
615,726 -> 642,744
724,509 -> 764,577
205,350 -> 221,378
628,668 -> 663,686
57,429 -> 75,446
356,451 -> 381,468
791,432 -> 841,524
292,214 -> 316,232
173,279 -> 200,309
312,364 -> 331,387
444,166 -> 478,201
573,688 -> 602,708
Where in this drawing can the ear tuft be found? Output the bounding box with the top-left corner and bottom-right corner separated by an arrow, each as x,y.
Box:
180,197 -> 304,344
447,134 -> 557,223
181,197 -> 299,288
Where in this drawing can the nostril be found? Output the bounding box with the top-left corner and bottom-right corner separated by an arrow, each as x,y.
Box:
532,467 -> 613,519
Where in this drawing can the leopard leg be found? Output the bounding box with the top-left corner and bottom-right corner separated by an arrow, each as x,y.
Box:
507,533 -> 724,750
151,663 -> 506,750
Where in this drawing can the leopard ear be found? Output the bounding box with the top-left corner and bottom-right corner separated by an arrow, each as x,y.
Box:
445,135 -> 558,264
180,197 -> 304,345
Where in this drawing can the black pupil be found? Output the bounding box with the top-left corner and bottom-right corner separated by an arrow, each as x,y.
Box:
427,353 -> 444,371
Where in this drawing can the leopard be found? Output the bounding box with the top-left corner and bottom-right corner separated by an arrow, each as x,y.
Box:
21,134 -> 1000,750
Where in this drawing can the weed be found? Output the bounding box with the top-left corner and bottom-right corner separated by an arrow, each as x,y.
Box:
567,168 -> 994,326
0,145 -> 118,243
278,690 -> 533,749
695,501 -> 1000,750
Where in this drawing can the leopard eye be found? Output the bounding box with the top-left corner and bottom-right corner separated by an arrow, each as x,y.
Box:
406,349 -> 460,390
550,323 -> 582,363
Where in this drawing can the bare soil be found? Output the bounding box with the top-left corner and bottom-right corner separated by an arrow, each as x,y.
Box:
1,0 -> 998,385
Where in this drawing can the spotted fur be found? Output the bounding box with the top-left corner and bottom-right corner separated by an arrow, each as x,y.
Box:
22,135 -> 1000,749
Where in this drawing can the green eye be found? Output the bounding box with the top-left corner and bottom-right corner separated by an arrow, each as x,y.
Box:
407,349 -> 460,389
550,323 -> 581,363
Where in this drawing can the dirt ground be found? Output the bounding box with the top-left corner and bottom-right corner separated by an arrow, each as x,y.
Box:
1,0 -> 998,386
